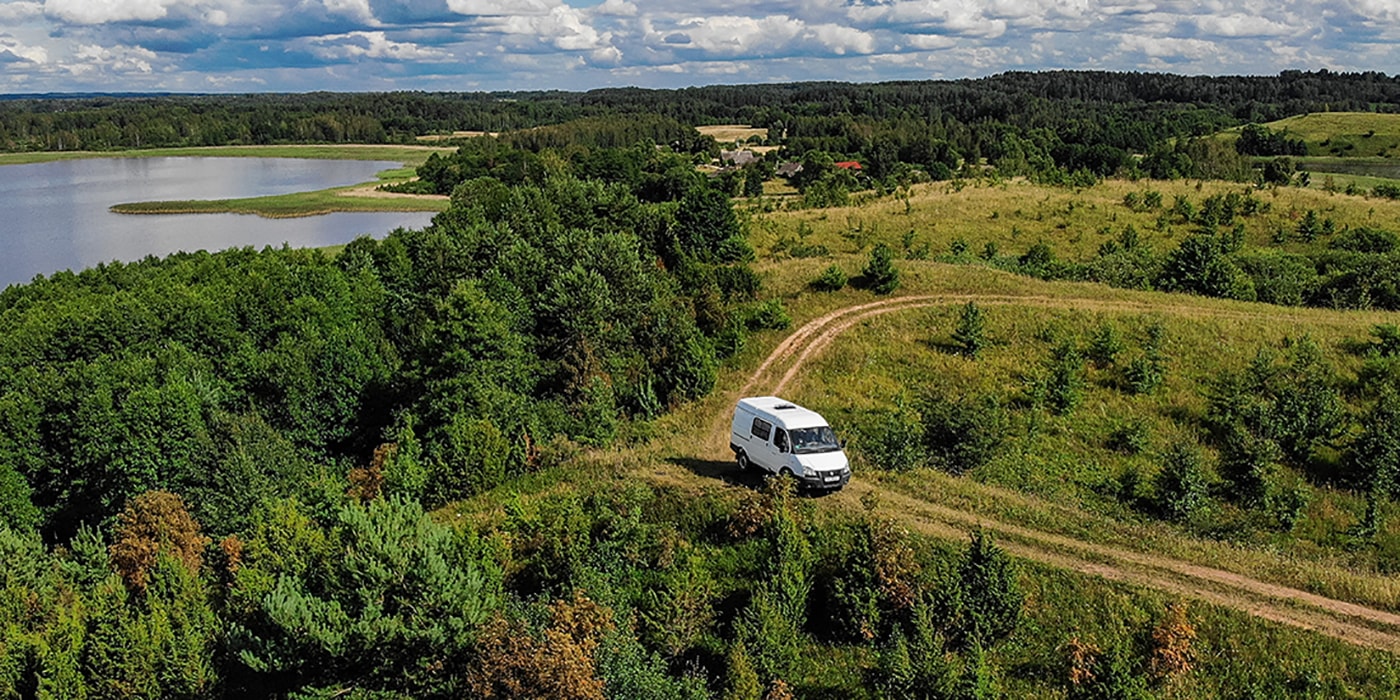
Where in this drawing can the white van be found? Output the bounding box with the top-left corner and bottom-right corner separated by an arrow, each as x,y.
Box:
729,396 -> 851,490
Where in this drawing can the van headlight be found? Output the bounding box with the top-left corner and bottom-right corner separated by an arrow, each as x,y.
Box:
803,464 -> 817,478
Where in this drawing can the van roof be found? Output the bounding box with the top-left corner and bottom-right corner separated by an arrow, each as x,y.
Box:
737,396 -> 829,429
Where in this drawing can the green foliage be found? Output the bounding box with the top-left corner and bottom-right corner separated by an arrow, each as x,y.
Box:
1155,442 -> 1211,522
232,496 -> 501,696
1087,320 -> 1125,369
1017,241 -> 1062,278
0,463 -> 38,532
734,586 -> 803,684
1158,232 -> 1255,301
812,264 -> 848,292
1349,389 -> 1400,499
722,640 -> 764,700
1106,420 -> 1151,455
1218,419 -> 1282,507
637,555 -> 716,658
597,628 -> 709,700
952,302 -> 987,359
944,529 -> 1022,651
676,185 -> 747,262
84,557 -> 220,700
1215,338 -> 1344,476
920,393 -> 1008,476
1044,340 -> 1086,415
1235,251 -> 1317,307
430,414 -> 514,503
875,628 -> 917,699
743,300 -> 792,331
1067,645 -> 1149,700
1123,323 -> 1168,395
1330,227 -> 1398,254
819,511 -> 920,645
857,397 -> 925,472
861,244 -> 902,295
1372,324 -> 1400,358
955,642 -> 997,700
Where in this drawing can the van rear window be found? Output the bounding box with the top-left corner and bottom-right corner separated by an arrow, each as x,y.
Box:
750,417 -> 772,441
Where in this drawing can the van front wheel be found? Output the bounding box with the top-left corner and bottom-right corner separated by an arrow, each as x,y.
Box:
736,451 -> 750,472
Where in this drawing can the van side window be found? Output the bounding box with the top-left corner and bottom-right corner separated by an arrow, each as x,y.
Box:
750,417 -> 772,441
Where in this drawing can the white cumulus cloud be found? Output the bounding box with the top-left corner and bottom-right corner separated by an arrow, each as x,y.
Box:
46,0 -> 184,24
0,35 -> 48,63
0,1 -> 44,23
71,42 -> 156,73
308,30 -> 450,60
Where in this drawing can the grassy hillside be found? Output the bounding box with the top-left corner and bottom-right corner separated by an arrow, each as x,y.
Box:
617,254 -> 1400,696
1265,113 -> 1400,159
745,176 -> 1400,264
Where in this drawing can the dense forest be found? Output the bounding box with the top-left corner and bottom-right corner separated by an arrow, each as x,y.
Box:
4,70 -> 1398,161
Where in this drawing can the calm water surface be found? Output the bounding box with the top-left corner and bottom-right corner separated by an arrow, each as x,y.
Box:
0,157 -> 436,288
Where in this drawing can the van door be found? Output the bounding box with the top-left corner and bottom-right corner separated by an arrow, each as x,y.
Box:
748,416 -> 775,472
767,427 -> 790,474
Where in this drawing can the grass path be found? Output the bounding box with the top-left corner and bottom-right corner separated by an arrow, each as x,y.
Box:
651,290 -> 1400,655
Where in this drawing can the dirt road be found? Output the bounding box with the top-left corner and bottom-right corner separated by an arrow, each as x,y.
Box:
674,292 -> 1400,654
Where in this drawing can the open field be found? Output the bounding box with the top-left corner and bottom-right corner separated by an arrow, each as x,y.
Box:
1265,112 -> 1400,159
416,131 -> 496,142
745,175 -> 1400,264
698,124 -> 769,143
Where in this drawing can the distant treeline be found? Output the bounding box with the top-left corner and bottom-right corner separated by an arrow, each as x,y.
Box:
3,70 -> 1398,157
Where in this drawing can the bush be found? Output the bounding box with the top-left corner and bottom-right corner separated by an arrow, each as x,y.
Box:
1218,423 -> 1280,507
811,264 -> 847,292
1373,324 -> 1400,358
1330,227 -> 1398,254
1236,251 -> 1317,307
1148,602 -> 1197,680
861,244 -> 901,295
1348,389 -> 1400,498
1087,320 -> 1125,368
952,302 -> 988,359
598,628 -> 709,700
234,496 -> 502,695
721,640 -> 763,700
857,398 -> 924,472
1106,421 -> 1151,455
947,529 -> 1022,651
1066,644 -> 1148,700
1123,324 -> 1167,395
1045,341 -> 1086,415
1158,233 -> 1255,301
468,593 -> 612,700
1154,443 -> 1210,522
921,393 -> 1008,475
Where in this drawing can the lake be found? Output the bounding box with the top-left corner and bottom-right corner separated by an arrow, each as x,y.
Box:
0,157 -> 437,288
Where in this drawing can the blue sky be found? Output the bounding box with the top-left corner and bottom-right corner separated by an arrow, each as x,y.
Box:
0,0 -> 1396,93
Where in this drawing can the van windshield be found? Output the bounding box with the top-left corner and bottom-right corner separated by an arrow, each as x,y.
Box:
790,426 -> 840,454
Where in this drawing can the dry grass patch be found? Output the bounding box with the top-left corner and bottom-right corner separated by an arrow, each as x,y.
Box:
698,124 -> 768,144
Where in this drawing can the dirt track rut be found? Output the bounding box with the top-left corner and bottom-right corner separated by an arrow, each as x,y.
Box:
678,292 -> 1400,654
